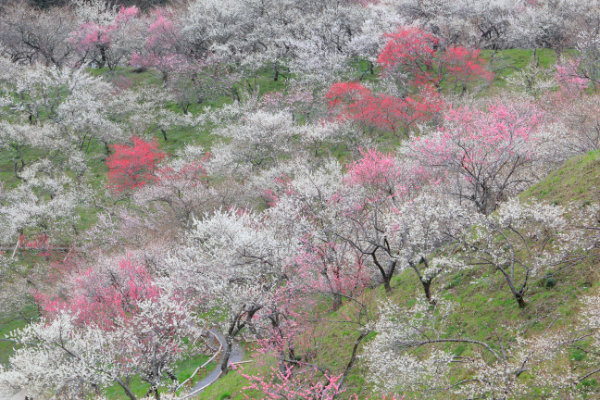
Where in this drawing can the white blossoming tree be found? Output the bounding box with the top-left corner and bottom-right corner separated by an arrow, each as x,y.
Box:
0,257 -> 202,400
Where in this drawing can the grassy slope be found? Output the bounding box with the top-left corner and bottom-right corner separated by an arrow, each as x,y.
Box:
521,150 -> 600,205
481,48 -> 558,83
199,150 -> 600,399
0,316 -> 28,365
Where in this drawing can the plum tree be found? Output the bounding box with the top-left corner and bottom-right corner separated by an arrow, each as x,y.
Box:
106,136 -> 166,193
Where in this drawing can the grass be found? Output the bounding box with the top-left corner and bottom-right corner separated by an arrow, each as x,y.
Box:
482,48 -> 558,78
0,318 -> 26,365
197,368 -> 256,400
0,305 -> 38,365
196,352 -> 269,400
102,353 -> 216,399
88,66 -> 164,88
521,149 -> 600,205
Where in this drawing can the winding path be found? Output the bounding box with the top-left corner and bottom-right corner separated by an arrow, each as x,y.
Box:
183,329 -> 245,399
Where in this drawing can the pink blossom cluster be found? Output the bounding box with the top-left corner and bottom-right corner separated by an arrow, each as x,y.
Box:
34,257 -> 160,329
70,6 -> 139,54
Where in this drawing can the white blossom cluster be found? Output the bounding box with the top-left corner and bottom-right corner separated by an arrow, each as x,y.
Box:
0,289 -> 202,399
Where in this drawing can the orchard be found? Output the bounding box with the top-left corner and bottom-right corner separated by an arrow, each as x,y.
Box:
0,1 -> 599,399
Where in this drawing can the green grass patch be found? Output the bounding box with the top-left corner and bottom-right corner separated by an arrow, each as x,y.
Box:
102,353 -> 216,399
521,149 -> 600,205
0,305 -> 38,364
197,355 -> 269,400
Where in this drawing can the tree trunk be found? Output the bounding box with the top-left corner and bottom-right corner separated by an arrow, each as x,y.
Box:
220,335 -> 233,375
115,378 -> 138,400
99,46 -> 107,68
382,259 -> 397,293
332,292 -> 342,311
516,294 -> 526,308
421,279 -> 434,304
13,161 -> 21,180
231,87 -> 241,102
144,386 -> 160,400
383,277 -> 392,293
335,331 -> 369,399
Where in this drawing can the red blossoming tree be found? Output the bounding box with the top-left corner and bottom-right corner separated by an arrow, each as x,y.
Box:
327,27 -> 492,137
377,26 -> 493,93
439,46 -> 494,93
326,82 -> 442,137
377,26 -> 439,90
106,136 -> 166,193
